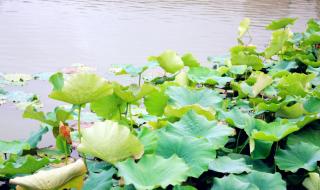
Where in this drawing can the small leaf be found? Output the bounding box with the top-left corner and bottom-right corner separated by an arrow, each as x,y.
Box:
266,17 -> 297,30
26,126 -> 49,148
265,29 -> 291,58
238,18 -> 250,39
153,50 -> 184,74
182,53 -> 200,67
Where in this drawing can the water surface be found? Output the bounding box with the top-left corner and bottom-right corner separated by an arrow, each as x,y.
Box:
0,0 -> 319,143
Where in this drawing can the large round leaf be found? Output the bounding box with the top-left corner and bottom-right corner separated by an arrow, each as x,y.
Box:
209,156 -> 252,174
49,73 -> 113,105
156,132 -> 216,177
77,121 -> 144,164
212,171 -> 286,190
251,119 -> 299,142
275,142 -> 320,172
116,154 -> 189,190
165,111 -> 235,149
165,86 -> 223,119
187,67 -> 233,86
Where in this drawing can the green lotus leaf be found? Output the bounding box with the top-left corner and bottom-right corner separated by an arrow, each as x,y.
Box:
10,159 -> 86,190
287,127 -> 320,148
265,28 -> 291,58
182,53 -> 200,67
144,88 -> 168,116
152,50 -> 184,74
268,60 -> 298,77
228,153 -> 273,173
303,173 -> 320,190
303,32 -> 320,45
252,119 -> 299,142
114,83 -> 155,103
187,66 -> 233,86
250,139 -> 273,159
26,126 -> 48,148
174,70 -> 189,86
209,156 -> 252,174
138,127 -> 158,154
277,102 -> 305,118
307,19 -> 320,33
116,154 -> 189,190
219,108 -> 255,132
229,65 -> 247,75
212,174 -> 256,190
238,18 -> 250,39
275,142 -> 320,172
0,155 -> 51,175
23,105 -> 57,126
90,93 -> 126,119
86,160 -> 112,173
49,73 -> 113,105
156,132 -> 216,177
238,72 -> 273,97
304,97 -> 320,113
83,167 -> 116,190
165,86 -> 222,119
230,45 -> 263,70
166,111 -> 235,149
212,171 -> 286,190
0,140 -> 30,154
265,17 -> 297,30
77,121 -> 144,164
277,73 -> 315,97
110,62 -> 158,77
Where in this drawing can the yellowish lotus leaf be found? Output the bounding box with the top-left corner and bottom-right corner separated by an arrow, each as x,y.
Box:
77,121 -> 144,164
10,159 -> 86,190
49,73 -> 113,105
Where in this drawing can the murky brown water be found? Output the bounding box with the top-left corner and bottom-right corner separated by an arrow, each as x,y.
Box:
0,0 -> 319,144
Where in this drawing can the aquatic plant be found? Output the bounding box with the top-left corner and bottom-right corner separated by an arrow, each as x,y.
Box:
0,17 -> 320,189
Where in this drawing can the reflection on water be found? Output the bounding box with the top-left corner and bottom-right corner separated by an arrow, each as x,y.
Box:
0,0 -> 319,142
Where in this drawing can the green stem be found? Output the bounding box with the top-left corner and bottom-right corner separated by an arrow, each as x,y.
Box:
274,141 -> 279,172
77,105 -> 82,143
238,138 -> 249,153
77,105 -> 87,166
129,104 -> 133,129
138,74 -> 142,87
235,129 -> 242,153
63,140 -> 68,165
118,106 -> 122,120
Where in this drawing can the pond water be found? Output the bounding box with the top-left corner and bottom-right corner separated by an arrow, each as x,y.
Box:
0,0 -> 319,144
